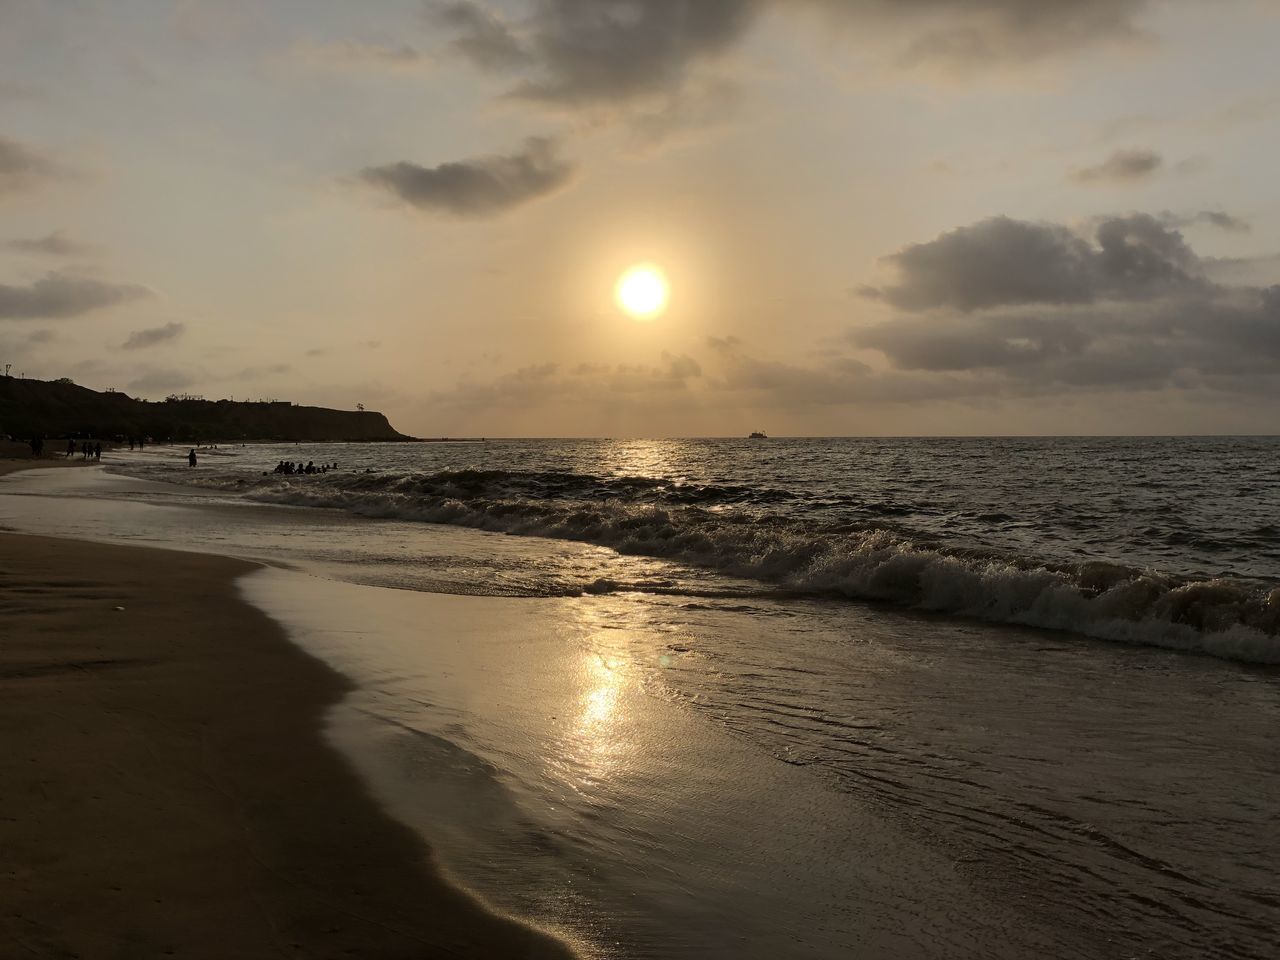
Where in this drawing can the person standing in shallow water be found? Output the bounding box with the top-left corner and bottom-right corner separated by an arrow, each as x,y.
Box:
187,448 -> 197,467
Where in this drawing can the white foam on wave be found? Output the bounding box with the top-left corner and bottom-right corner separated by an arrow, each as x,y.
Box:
178,469 -> 1280,666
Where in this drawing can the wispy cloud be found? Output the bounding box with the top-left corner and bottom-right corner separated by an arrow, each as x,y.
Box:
4,230 -> 94,257
0,135 -> 64,197
1070,148 -> 1163,184
122,321 -> 186,350
289,38 -> 430,71
0,273 -> 150,320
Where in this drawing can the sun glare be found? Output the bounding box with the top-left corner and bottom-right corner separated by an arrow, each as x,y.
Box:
615,264 -> 670,320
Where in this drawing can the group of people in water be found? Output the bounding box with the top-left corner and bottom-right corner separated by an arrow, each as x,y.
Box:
64,439 -> 101,460
21,436 -> 342,475
271,460 -> 338,475
23,436 -> 128,459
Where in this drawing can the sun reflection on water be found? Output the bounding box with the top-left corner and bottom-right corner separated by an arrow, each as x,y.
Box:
568,650 -> 630,785
553,600 -> 644,790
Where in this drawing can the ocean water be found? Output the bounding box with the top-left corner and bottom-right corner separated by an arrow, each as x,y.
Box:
130,436 -> 1280,663
3,438 -> 1278,959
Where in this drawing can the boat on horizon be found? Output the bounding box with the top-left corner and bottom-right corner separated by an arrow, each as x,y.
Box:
749,431 -> 768,439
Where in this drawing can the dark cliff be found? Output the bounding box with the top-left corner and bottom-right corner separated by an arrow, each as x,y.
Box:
0,377 -> 412,442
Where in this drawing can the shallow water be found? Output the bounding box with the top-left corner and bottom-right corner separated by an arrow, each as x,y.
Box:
121,438 -> 1280,663
3,459 -> 1277,959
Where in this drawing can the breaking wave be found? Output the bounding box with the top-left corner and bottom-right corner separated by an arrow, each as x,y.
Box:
184,467 -> 1280,665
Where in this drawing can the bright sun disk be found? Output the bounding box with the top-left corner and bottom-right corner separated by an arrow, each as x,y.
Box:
615,263 -> 670,320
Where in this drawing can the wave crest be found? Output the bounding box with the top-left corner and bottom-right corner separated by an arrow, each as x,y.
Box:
184,467 -> 1280,665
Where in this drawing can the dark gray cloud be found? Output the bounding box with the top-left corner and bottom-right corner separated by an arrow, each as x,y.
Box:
863,214 -> 1206,313
361,137 -> 573,216
852,212 -> 1280,399
0,135 -> 61,196
1194,211 -> 1249,232
1203,253 -> 1280,288
883,0 -> 1148,69
433,1 -> 531,69
0,273 -> 150,320
4,229 -> 93,257
1160,210 -> 1250,233
436,0 -> 753,106
1070,148 -> 1163,184
434,0 -> 1151,114
855,289 -> 1280,388
122,321 -> 186,350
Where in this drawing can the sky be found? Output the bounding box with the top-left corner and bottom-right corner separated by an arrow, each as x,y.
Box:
1,0 -> 1278,437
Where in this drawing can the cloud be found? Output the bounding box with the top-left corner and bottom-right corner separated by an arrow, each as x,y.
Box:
0,273 -> 150,320
434,1 -> 1151,118
849,211 -> 1280,400
706,334 -> 743,352
1160,210 -> 1250,233
854,290 -> 1280,388
880,0 -> 1149,70
4,230 -> 93,257
433,351 -> 703,410
862,214 -> 1205,313
1070,148 -> 1163,184
0,135 -> 62,196
436,0 -> 754,107
1203,253 -> 1280,288
433,1 -> 531,70
230,363 -> 292,380
360,136 -> 573,217
122,321 -> 186,350
291,39 -> 429,71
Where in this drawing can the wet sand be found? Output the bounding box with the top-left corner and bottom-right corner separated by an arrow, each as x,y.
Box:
0,445 -> 94,478
0,531 -> 576,959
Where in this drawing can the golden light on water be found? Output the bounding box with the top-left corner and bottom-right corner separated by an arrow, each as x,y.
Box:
614,263 -> 670,320
581,654 -> 622,730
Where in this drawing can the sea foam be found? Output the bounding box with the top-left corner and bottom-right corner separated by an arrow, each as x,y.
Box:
178,467 -> 1280,665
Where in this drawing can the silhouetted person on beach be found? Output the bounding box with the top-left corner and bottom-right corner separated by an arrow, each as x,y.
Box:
66,439 -> 75,458
94,442 -> 101,461
29,437 -> 43,457
188,448 -> 197,467
81,442 -> 90,460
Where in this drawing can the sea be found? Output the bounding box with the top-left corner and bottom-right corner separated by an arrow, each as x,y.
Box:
2,437 -> 1277,959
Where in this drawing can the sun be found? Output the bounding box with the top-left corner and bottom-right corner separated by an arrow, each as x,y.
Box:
615,263 -> 670,320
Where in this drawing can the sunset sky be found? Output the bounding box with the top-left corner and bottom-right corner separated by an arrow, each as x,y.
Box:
2,0 -> 1278,436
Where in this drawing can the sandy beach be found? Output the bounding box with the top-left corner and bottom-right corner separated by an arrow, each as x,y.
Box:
2,451 -> 1277,959
0,528 -> 575,959
0,443 -> 94,479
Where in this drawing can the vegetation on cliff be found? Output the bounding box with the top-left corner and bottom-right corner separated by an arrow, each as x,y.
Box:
0,376 -> 411,442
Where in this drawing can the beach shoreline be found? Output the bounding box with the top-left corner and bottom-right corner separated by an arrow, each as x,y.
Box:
0,530 -> 576,959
